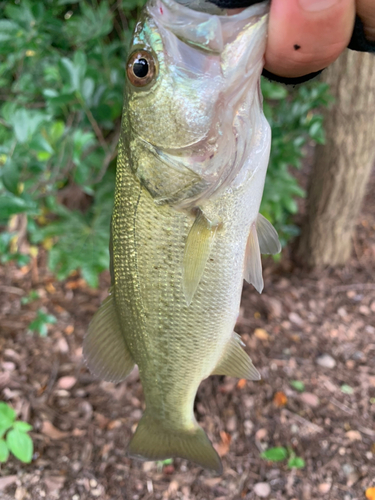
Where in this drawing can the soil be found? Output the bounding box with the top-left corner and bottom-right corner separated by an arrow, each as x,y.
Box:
0,170 -> 374,500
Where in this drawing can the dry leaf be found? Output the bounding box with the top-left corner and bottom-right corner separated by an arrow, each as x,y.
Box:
42,421 -> 69,440
45,283 -> 56,294
215,431 -> 232,457
273,391 -> 288,407
254,328 -> 269,340
366,487 -> 375,500
64,325 -> 74,335
318,483 -> 331,494
95,413 -> 110,429
345,430 -> 362,441
72,428 -> 86,437
57,376 -> 77,390
0,476 -> 18,491
237,379 -> 247,389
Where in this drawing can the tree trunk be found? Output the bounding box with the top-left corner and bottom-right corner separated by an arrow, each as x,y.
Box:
297,50 -> 375,268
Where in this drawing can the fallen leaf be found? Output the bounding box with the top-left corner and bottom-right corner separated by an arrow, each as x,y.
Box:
345,430 -> 362,441
57,376 -> 76,390
214,430 -> 232,457
41,421 -> 69,440
254,328 -> 269,340
203,478 -> 222,488
95,413 -> 110,429
366,487 -> 375,500
107,419 -> 122,430
253,482 -> 271,498
0,476 -> 18,490
300,392 -> 320,408
255,428 -> 268,441
64,325 -> 74,335
45,283 -> 56,294
44,475 -> 66,494
72,428 -> 86,437
318,483 -> 331,494
237,379 -> 246,389
273,391 -> 288,407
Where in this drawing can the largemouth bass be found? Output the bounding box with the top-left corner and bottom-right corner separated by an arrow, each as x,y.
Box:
84,0 -> 280,474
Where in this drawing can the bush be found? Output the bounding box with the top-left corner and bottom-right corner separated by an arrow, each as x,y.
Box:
0,0 -> 330,286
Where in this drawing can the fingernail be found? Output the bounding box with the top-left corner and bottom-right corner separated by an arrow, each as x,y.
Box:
299,0 -> 339,12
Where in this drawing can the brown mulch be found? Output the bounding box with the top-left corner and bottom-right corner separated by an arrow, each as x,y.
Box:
0,174 -> 374,500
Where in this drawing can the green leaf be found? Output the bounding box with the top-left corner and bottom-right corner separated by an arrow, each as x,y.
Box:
0,196 -> 38,218
261,447 -> 288,462
287,456 -> 305,469
13,421 -> 33,433
341,384 -> 354,395
0,402 -> 16,423
6,429 -> 33,463
28,309 -> 56,336
290,380 -> 305,392
0,439 -> 9,463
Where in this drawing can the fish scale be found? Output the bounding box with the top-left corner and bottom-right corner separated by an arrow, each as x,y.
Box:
84,0 -> 280,473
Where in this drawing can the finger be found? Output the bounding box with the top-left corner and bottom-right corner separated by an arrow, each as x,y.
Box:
357,0 -> 375,41
264,0 -> 356,78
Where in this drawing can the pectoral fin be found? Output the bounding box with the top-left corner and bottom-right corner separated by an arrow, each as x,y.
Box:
256,214 -> 281,255
212,333 -> 260,380
244,222 -> 263,293
83,289 -> 135,382
183,211 -> 219,306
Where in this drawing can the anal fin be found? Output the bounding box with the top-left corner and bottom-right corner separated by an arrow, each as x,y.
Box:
212,333 -> 260,380
83,289 -> 135,382
244,222 -> 264,293
183,211 -> 219,306
256,213 -> 281,255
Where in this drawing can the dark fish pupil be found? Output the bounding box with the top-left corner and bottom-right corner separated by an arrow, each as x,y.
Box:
133,58 -> 149,78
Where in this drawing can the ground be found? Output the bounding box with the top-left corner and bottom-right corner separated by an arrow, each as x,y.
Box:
0,170 -> 374,500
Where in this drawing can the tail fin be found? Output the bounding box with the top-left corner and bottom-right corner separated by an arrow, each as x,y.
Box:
128,412 -> 222,474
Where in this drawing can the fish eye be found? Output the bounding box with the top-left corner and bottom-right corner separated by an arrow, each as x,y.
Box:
127,50 -> 156,88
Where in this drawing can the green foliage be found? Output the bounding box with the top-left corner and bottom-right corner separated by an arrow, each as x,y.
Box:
341,384 -> 354,395
289,380 -> 305,392
21,290 -> 40,305
0,0 -> 330,287
261,446 -> 305,469
261,446 -> 288,462
0,0 -> 133,282
28,309 -> 57,336
287,456 -> 306,470
0,402 -> 33,463
261,79 -> 331,245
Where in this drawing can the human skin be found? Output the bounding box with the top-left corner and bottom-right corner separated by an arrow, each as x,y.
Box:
265,0 -> 375,79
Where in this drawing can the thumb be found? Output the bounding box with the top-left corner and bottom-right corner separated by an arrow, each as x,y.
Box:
265,0 -> 356,78
357,0 -> 375,41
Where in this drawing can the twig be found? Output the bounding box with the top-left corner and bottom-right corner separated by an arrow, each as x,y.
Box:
77,94 -> 108,151
330,398 -> 355,415
357,425 -> 375,437
0,285 -> 24,295
91,128 -> 121,184
333,283 -> 375,293
283,409 -> 323,433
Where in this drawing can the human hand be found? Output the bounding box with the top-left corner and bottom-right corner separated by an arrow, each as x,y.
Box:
264,0 -> 375,79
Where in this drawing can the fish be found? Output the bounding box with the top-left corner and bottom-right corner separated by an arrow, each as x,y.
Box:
83,0 -> 280,474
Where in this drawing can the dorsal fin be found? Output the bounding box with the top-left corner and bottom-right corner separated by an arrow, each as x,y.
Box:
182,211 -> 219,306
256,214 -> 281,255
244,222 -> 263,293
